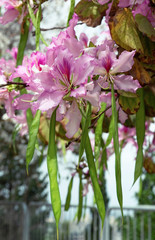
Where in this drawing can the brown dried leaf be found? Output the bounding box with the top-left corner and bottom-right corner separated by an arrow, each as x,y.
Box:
75,0 -> 108,27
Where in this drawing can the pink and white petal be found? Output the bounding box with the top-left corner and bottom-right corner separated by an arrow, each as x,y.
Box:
118,0 -> 131,7
114,75 -> 140,92
67,13 -> 79,38
79,33 -> 88,47
4,92 -> 15,117
85,82 -> 94,91
118,107 -> 128,123
36,91 -> 64,111
32,72 -> 56,91
112,50 -> 135,74
97,0 -> 110,4
93,64 -> 107,76
56,101 -> 67,121
64,37 -> 83,58
106,108 -> 112,118
74,56 -> 94,85
10,66 -> 29,83
70,86 -> 86,98
14,94 -> 33,110
83,92 -> 99,107
65,101 -> 82,138
97,76 -> 109,90
0,9 -> 19,24
99,92 -> 111,107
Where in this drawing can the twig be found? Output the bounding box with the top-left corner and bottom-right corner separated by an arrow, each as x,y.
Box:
32,22 -> 83,35
0,82 -> 28,88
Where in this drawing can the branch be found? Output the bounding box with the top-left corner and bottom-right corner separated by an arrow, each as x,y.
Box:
0,82 -> 29,88
32,22 -> 83,35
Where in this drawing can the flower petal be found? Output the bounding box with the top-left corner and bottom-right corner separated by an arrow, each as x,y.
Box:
35,91 -> 64,111
0,9 -> 19,24
112,50 -> 135,73
65,101 -> 82,138
114,75 -> 140,92
118,107 -> 128,123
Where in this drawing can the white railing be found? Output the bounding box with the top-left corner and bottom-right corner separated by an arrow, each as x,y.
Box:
1,202 -> 155,240
104,206 -> 155,240
0,202 -> 100,240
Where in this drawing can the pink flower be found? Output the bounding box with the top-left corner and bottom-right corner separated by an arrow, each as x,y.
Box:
13,45 -> 95,138
11,51 -> 46,93
93,46 -> 140,92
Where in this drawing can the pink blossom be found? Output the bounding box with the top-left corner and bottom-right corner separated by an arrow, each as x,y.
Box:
11,51 -> 46,93
93,46 -> 140,92
13,45 -> 95,138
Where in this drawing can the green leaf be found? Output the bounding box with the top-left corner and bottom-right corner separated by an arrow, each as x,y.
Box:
78,103 -> 106,225
109,8 -> 143,52
106,115 -> 114,147
27,2 -> 48,47
144,86 -> 155,117
133,88 -> 145,185
16,19 -> 29,67
78,106 -> 91,162
128,58 -> 151,87
67,0 -> 75,26
85,133 -> 105,226
75,0 -> 108,27
38,115 -> 50,144
26,110 -> 41,173
47,109 -> 61,229
12,124 -> 20,154
95,102 -> 106,161
99,139 -> 107,191
118,92 -> 140,115
100,138 -> 108,170
27,2 -> 37,26
135,14 -> 155,42
64,177 -> 74,211
36,4 -> 41,50
82,103 -> 105,226
78,171 -> 83,222
111,84 -> 123,217
138,32 -> 155,59
26,108 -> 33,132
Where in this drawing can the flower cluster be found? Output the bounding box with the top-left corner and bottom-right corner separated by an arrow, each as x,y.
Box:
4,13 -> 140,138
